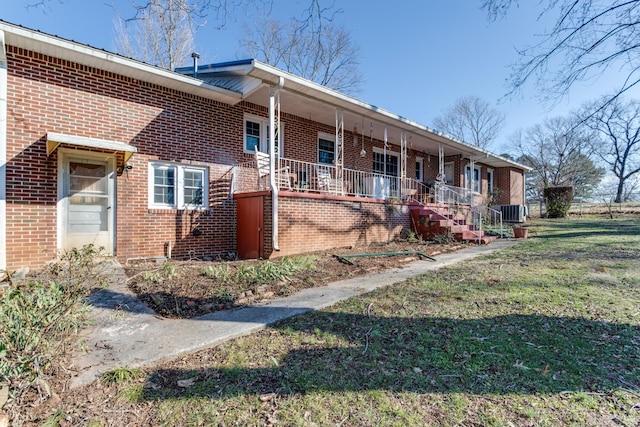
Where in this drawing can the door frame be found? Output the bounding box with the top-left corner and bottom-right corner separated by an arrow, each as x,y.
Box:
57,149 -> 116,255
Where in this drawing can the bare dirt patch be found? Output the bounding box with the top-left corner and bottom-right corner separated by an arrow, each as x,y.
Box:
125,240 -> 469,319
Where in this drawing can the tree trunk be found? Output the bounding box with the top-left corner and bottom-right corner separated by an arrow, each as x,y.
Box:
615,179 -> 625,203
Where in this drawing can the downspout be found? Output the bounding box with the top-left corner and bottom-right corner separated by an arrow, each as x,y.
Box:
269,77 -> 284,251
0,31 -> 8,271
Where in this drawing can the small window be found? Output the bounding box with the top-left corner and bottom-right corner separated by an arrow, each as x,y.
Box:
465,165 -> 481,193
318,135 -> 335,164
153,166 -> 176,205
149,162 -> 208,209
415,157 -> 424,182
244,114 -> 284,156
183,169 -> 204,206
245,120 -> 261,153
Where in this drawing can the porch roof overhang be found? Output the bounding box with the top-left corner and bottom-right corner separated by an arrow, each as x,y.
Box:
177,59 -> 532,172
0,20 -> 242,106
46,132 -> 137,164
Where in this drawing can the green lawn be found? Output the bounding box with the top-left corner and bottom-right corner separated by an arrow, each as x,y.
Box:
70,219 -> 640,426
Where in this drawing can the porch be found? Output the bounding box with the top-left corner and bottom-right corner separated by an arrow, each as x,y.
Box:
232,156 -> 505,259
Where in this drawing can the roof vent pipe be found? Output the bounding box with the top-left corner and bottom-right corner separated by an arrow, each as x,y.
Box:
191,52 -> 200,78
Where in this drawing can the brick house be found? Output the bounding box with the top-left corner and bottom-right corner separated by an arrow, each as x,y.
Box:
0,21 -> 529,271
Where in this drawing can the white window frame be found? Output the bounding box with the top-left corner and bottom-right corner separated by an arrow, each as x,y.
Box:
465,165 -> 482,194
487,168 -> 494,194
317,132 -> 336,165
415,156 -> 424,182
372,147 -> 400,176
444,162 -> 455,184
243,113 -> 284,157
148,161 -> 208,209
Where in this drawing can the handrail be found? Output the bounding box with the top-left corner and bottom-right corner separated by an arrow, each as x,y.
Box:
430,183 -> 503,241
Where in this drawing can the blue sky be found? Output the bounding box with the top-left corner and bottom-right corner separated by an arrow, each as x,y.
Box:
2,0 -> 627,152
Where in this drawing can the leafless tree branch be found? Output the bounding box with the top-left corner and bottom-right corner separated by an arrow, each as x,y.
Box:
482,0 -> 640,114
239,11 -> 363,94
433,96 -> 505,150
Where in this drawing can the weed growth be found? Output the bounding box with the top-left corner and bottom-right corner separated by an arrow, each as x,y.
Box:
432,231 -> 455,244
101,367 -> 144,385
0,245 -> 105,418
200,256 -> 318,286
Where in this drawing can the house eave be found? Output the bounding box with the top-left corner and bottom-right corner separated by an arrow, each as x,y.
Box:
184,59 -> 530,171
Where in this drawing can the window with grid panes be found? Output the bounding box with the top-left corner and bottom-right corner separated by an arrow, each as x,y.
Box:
318,137 -> 335,164
149,162 -> 207,209
373,151 -> 399,176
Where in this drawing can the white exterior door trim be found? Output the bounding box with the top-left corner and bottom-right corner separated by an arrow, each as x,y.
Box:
57,149 -> 116,255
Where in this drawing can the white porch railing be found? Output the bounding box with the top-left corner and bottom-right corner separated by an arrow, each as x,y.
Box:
231,157 -> 504,239
430,183 -> 504,239
232,157 -> 432,201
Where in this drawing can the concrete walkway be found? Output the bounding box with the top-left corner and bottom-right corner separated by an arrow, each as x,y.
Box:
71,239 -> 519,388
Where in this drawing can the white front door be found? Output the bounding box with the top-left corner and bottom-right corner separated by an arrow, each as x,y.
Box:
59,150 -> 115,254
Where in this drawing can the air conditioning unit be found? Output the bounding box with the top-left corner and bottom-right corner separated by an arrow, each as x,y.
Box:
499,205 -> 526,222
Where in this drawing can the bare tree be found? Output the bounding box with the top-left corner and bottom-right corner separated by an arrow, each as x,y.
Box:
240,16 -> 363,94
35,0 -> 355,82
481,0 -> 640,116
433,96 -> 505,150
114,0 -> 196,70
510,116 -> 605,200
584,97 -> 640,203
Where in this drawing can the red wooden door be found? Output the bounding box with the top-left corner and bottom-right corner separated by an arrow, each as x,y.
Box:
236,196 -> 264,259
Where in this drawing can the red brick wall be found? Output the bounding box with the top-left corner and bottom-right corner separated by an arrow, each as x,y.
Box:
5,46 -> 250,268
264,192 -> 410,258
509,168 -> 525,205
493,167 -> 525,205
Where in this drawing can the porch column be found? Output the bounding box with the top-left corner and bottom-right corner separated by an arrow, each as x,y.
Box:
438,144 -> 445,180
335,110 -> 344,194
269,77 -> 284,251
400,132 -> 407,196
469,155 -> 475,205
436,143 -> 445,203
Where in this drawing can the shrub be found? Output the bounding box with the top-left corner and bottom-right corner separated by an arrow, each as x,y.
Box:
433,231 -> 455,244
544,186 -> 574,218
0,245 -> 105,417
